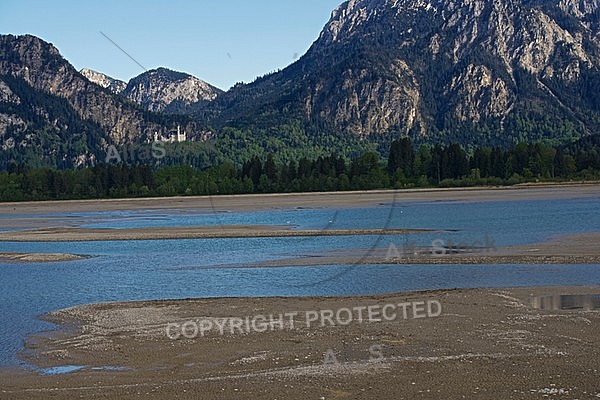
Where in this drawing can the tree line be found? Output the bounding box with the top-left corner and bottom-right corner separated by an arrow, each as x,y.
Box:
1,135 -> 600,202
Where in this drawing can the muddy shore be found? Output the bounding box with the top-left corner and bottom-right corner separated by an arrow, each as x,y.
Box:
1,286 -> 599,399
2,185 -> 600,398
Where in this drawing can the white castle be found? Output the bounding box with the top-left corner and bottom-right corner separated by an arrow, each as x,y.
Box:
152,125 -> 187,143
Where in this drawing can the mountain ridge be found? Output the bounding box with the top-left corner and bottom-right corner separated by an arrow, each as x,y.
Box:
122,67 -> 222,114
2,0 -> 600,168
0,34 -> 206,167
200,0 -> 600,144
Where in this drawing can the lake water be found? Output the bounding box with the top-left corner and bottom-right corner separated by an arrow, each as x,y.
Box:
1,196 -> 599,366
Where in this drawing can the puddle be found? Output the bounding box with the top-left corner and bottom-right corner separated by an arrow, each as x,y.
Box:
39,365 -> 85,375
91,366 -> 130,371
530,294 -> 600,311
36,365 -> 130,375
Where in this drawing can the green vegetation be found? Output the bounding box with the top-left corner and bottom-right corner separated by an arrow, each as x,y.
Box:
1,135 -> 599,202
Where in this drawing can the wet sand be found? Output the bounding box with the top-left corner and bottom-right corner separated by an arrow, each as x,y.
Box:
1,183 -> 599,217
0,226 -> 435,242
1,286 -> 599,399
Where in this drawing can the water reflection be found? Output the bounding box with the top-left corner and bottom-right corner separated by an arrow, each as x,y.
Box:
38,365 -> 84,375
530,294 -> 600,310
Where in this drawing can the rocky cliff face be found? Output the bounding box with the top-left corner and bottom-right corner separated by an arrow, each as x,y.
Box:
79,66 -> 221,114
209,0 -> 600,142
0,77 -> 25,146
123,68 -> 222,113
310,0 -> 599,133
80,68 -> 127,94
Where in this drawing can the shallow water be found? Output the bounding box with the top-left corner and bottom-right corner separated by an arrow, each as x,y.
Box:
38,365 -> 85,375
0,197 -> 599,366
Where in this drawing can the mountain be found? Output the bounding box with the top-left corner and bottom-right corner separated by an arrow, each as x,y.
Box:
79,68 -> 127,94
0,35 -> 205,167
122,68 -> 222,114
3,0 -> 600,169
79,66 -> 222,114
204,0 -> 600,146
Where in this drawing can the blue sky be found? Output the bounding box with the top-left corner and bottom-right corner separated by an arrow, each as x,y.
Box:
0,0 -> 342,90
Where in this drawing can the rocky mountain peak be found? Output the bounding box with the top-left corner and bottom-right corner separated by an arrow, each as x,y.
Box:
0,34 -> 203,167
294,0 -> 600,134
317,0 -> 386,45
123,67 -> 222,113
558,0 -> 600,17
79,68 -> 127,94
0,34 -> 69,89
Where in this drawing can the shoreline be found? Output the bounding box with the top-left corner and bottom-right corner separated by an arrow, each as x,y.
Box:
2,285 -> 600,399
0,184 -> 598,243
1,183 -> 599,215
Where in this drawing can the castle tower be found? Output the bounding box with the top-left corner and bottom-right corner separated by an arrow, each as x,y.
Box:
177,125 -> 186,142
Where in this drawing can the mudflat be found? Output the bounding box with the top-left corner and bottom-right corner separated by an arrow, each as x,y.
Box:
0,183 -> 599,243
1,183 -> 599,216
1,286 -> 599,399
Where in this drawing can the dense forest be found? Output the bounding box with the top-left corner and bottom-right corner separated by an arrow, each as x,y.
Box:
1,134 -> 599,202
